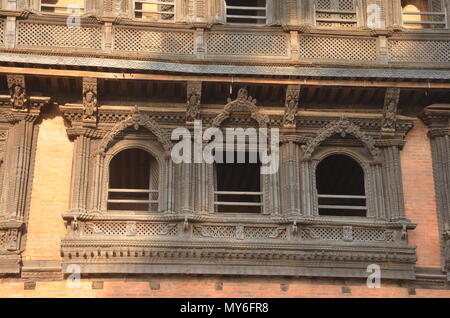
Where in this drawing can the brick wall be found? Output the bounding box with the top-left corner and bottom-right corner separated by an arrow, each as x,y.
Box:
22,106 -> 73,261
0,277 -> 450,298
401,119 -> 441,268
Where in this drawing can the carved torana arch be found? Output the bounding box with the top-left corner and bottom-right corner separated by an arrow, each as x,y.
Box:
97,106 -> 173,155
303,118 -> 381,159
211,88 -> 270,128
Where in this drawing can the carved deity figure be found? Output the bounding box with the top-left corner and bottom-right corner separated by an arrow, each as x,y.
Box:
83,87 -> 97,120
10,83 -> 28,111
283,92 -> 300,127
186,88 -> 201,122
382,99 -> 397,130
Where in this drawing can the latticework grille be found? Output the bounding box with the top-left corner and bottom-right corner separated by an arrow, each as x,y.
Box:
315,0 -> 357,28
301,227 -> 344,241
206,32 -> 288,57
244,227 -> 287,240
83,222 -> 178,236
388,40 -> 450,63
84,222 -> 127,236
114,27 -> 195,55
353,228 -> 394,242
301,226 -> 394,242
0,231 -> 6,248
136,223 -> 178,236
298,35 -> 378,61
17,22 -> 102,50
193,225 -> 236,239
192,225 -> 286,240
0,19 -> 4,47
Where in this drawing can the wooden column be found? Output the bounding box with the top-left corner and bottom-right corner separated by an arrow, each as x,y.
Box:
69,134 -> 91,213
279,141 -> 301,216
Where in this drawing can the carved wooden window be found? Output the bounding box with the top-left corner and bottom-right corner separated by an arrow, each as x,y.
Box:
107,148 -> 159,212
134,0 -> 175,21
225,0 -> 267,24
40,0 -> 85,14
314,0 -> 358,28
316,154 -> 367,217
214,150 -> 263,213
401,0 -> 447,28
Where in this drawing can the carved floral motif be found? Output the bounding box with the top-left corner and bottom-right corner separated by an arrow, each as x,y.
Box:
303,118 -> 381,159
96,106 -> 173,154
211,88 -> 269,128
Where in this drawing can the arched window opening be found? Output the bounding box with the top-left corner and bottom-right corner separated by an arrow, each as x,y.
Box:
40,0 -> 85,14
316,154 -> 367,217
214,150 -> 262,213
402,0 -> 447,29
225,0 -> 267,24
108,148 -> 159,212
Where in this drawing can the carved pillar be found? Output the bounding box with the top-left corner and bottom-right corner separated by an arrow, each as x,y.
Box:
380,145 -> 406,221
303,0 -> 315,25
208,0 -> 225,24
193,161 -> 214,214
90,152 -> 105,212
386,0 -> 402,28
421,104 -> 450,273
4,16 -> 16,49
370,162 -> 386,219
0,75 -> 49,274
69,134 -> 91,213
300,158 -> 315,217
267,0 -> 285,25
0,115 -> 38,219
163,155 -> 175,212
279,141 -> 301,216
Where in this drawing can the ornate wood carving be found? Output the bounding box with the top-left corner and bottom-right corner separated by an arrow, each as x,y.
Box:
302,118 -> 381,160
7,75 -> 28,111
96,106 -> 173,155
186,81 -> 201,123
283,85 -> 301,128
211,88 -> 269,128
421,104 -> 450,276
381,88 -> 400,137
82,77 -> 98,123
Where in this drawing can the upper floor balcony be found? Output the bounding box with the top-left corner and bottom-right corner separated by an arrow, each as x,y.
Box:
0,0 -> 448,71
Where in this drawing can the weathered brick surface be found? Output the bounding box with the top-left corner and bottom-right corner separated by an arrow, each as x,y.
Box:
23,108 -> 73,261
0,277 -> 450,298
401,119 -> 441,268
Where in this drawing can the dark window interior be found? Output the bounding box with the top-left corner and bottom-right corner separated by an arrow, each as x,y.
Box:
108,148 -> 159,212
226,0 -> 267,24
316,154 -> 367,217
215,151 -> 262,213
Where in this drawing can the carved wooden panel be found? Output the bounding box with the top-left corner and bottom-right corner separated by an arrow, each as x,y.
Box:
388,39 -> 450,63
114,27 -> 195,55
16,21 -> 102,50
206,31 -> 289,58
298,35 -> 378,62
